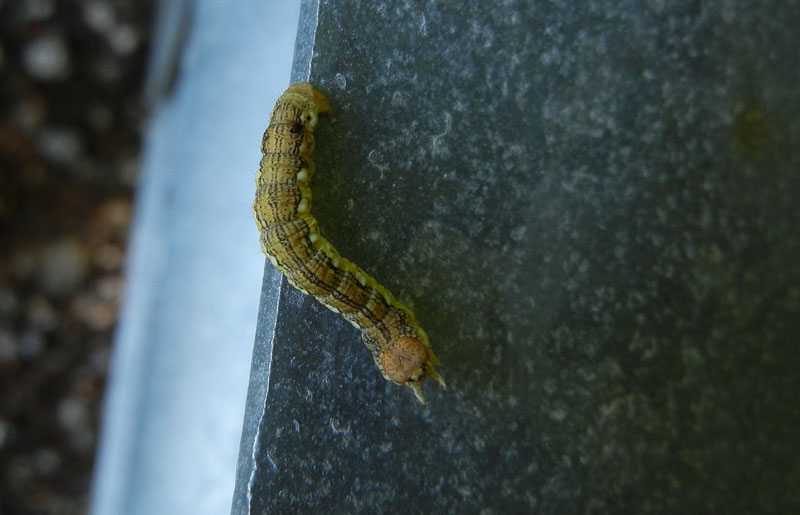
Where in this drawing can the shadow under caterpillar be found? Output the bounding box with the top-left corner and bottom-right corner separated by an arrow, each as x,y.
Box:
253,82 -> 445,404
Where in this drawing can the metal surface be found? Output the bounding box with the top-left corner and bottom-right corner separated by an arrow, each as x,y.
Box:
91,2 -> 301,514
236,0 -> 800,512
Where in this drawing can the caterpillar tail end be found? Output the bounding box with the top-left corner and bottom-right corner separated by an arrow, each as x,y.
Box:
380,336 -> 446,405
407,367 -> 447,405
409,382 -> 427,405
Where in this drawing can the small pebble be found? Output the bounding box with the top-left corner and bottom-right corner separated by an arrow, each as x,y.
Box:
93,243 -> 125,271
96,275 -> 123,301
57,395 -> 94,451
95,198 -> 132,233
108,25 -> 140,55
83,1 -> 115,33
118,156 -> 141,186
23,33 -> 70,80
18,330 -> 45,360
38,238 -> 89,297
72,292 -> 116,331
38,126 -> 84,165
34,448 -> 61,475
57,396 -> 90,434
27,296 -> 59,331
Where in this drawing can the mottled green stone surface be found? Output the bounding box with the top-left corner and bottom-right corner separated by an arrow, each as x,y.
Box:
234,1 -> 800,512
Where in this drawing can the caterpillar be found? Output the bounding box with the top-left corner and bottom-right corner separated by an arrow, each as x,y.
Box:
253,83 -> 445,404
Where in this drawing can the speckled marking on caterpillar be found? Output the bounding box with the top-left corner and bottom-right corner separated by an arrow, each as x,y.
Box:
253,82 -> 445,404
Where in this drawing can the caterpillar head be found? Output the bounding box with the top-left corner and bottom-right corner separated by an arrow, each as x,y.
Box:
380,336 -> 446,404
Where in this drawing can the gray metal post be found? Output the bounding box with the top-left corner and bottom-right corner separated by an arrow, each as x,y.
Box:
91,2 -> 301,514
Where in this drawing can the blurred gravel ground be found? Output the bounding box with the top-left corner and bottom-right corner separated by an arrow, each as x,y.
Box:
0,1 -> 154,513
